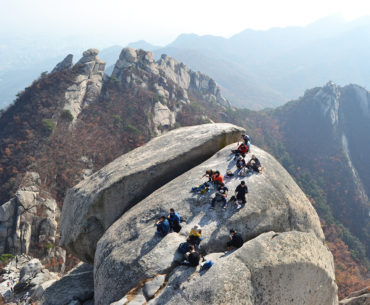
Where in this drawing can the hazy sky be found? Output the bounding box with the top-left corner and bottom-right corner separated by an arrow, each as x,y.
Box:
3,0 -> 370,46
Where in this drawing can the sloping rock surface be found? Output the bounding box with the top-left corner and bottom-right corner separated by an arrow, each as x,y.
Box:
60,123 -> 244,263
41,263 -> 94,305
94,143 -> 326,304
149,231 -> 337,305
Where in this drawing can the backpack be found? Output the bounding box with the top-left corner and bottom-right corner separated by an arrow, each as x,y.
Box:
173,222 -> 182,233
178,242 -> 189,254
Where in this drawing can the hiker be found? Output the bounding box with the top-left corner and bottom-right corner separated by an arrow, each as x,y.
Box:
241,134 -> 251,145
246,155 -> 261,172
226,229 -> 243,252
211,171 -> 223,187
155,216 -> 170,237
201,169 -> 215,182
187,225 -> 202,246
191,181 -> 211,193
232,143 -> 248,158
168,208 -> 181,233
236,156 -> 246,170
234,181 -> 248,209
184,245 -> 200,267
211,183 -> 228,209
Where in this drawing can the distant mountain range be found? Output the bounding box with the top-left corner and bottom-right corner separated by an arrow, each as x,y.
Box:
3,15 -> 370,110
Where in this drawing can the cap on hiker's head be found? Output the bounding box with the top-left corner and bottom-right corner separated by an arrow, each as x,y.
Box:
252,154 -> 256,159
230,229 -> 235,234
241,181 -> 245,185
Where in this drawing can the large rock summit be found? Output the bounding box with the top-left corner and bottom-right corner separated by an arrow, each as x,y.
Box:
58,123 -> 337,305
60,123 -> 244,263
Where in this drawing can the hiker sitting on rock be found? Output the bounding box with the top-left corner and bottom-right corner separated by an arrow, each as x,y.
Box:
211,183 -> 228,209
232,143 -> 248,158
201,169 -> 215,182
234,181 -> 248,209
187,225 -> 202,246
236,156 -> 246,170
211,171 -> 224,187
226,229 -> 243,252
168,208 -> 181,233
156,216 -> 170,237
184,245 -> 201,267
246,155 -> 261,173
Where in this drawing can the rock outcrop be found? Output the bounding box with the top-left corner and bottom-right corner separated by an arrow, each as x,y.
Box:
0,172 -> 65,272
51,54 -> 74,73
93,143 -> 327,304
340,287 -> 370,305
63,49 -> 106,123
111,48 -> 230,133
41,263 -> 94,305
113,49 -> 231,109
0,255 -> 59,304
60,123 -> 244,263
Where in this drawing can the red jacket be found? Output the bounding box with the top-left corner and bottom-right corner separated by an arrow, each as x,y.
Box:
238,144 -> 248,154
212,174 -> 223,184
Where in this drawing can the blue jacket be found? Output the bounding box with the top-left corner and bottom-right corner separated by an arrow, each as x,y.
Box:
169,211 -> 181,224
157,219 -> 170,236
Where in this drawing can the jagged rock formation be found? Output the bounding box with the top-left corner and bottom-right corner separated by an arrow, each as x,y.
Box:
0,172 -> 65,272
60,123 -> 244,263
0,255 -> 59,304
340,287 -> 370,305
111,48 -> 231,133
51,54 -> 74,73
62,48 -> 106,124
93,141 -> 330,304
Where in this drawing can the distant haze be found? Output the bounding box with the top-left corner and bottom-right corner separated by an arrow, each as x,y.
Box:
2,0 -> 370,46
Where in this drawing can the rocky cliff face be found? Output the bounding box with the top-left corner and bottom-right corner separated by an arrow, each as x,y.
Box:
0,172 -> 65,272
276,82 -> 370,259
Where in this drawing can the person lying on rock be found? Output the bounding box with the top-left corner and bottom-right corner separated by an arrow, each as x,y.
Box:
211,183 -> 228,209
187,225 -> 202,246
211,171 -> 224,187
168,208 -> 181,233
226,229 -> 243,253
246,155 -> 261,173
234,181 -> 248,209
156,216 -> 170,237
232,143 -> 249,159
184,244 -> 201,267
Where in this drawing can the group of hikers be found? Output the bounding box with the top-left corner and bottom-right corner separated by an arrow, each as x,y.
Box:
155,133 -> 262,268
